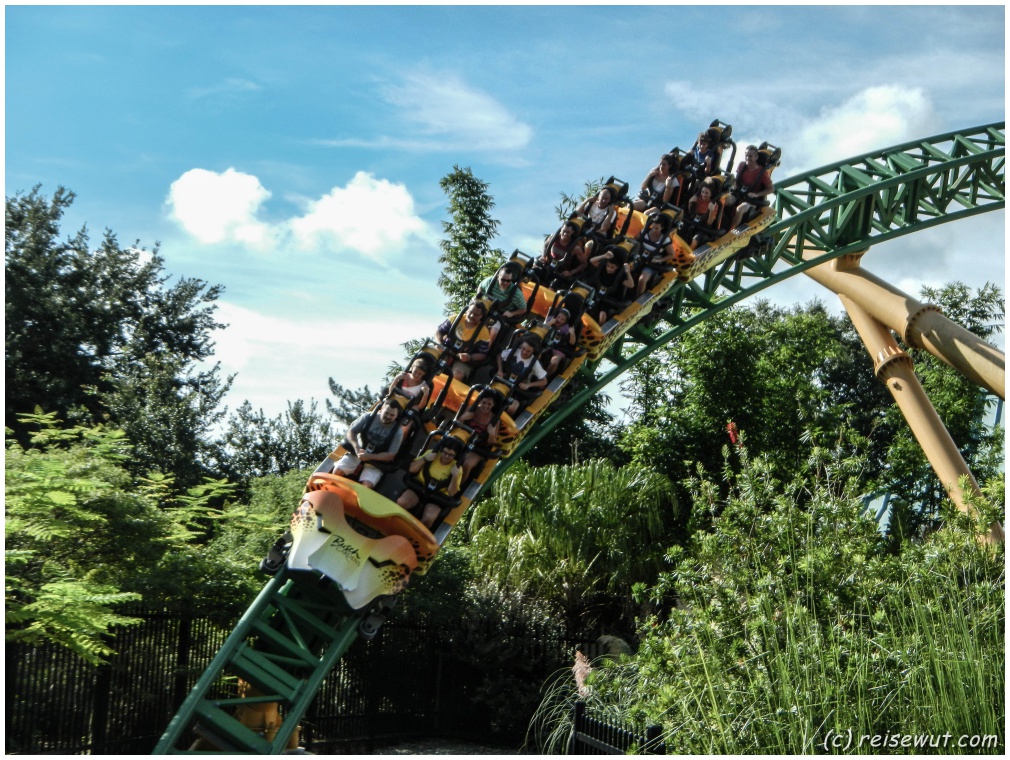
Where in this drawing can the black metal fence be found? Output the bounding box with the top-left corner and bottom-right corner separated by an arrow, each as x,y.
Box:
6,608 -> 600,754
568,701 -> 665,755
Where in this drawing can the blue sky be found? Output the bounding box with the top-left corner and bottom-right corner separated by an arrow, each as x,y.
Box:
5,3 -> 1005,421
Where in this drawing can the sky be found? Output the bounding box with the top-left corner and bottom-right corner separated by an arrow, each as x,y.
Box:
5,3 -> 1006,424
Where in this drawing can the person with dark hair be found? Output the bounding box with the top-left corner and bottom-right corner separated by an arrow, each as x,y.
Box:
478,264 -> 528,320
497,335 -> 548,416
389,356 -> 432,412
544,307 -> 579,376
435,301 -> 493,380
692,131 -> 718,178
333,398 -> 405,489
634,215 -> 677,295
729,144 -> 775,228
535,220 -> 585,284
478,264 -> 529,344
687,182 -> 720,250
456,390 -> 500,482
396,436 -> 464,529
577,187 -> 618,260
588,247 -> 635,324
632,153 -> 678,214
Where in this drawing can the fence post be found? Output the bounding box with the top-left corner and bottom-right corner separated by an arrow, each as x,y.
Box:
173,615 -> 192,711
644,723 -> 664,754
568,701 -> 585,754
90,661 -> 113,754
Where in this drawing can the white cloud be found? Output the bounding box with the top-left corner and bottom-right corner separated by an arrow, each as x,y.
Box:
663,81 -> 727,125
321,71 -> 533,153
289,171 -> 429,262
167,168 -> 275,247
386,72 -> 533,151
209,300 -> 440,419
786,85 -> 936,173
166,168 -> 431,263
188,77 -> 263,100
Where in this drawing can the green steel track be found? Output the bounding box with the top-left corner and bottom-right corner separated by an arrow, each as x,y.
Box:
153,123 -> 1004,754
488,122 -> 1005,480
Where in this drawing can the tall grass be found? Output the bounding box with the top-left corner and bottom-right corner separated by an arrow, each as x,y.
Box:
530,455 -> 1004,754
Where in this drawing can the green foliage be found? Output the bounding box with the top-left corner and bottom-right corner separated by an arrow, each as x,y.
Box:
543,445 -> 1004,753
522,384 -> 618,468
325,379 -> 381,427
5,415 -> 249,662
617,289 -> 1003,542
209,467 -> 313,573
461,459 -> 677,629
217,400 -> 339,487
5,185 -> 231,487
5,560 -> 142,666
619,301 -> 868,535
437,165 -> 506,315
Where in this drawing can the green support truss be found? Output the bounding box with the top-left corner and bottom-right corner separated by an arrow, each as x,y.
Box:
154,123 -> 1004,753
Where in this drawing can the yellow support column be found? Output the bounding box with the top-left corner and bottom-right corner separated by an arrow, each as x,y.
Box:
839,295 -> 1003,543
804,253 -> 1005,399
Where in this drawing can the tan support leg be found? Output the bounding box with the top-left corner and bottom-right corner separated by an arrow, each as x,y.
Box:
839,295 -> 1003,543
804,252 -> 1005,399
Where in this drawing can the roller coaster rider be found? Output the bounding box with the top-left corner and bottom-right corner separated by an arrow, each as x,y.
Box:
434,300 -> 494,381
497,335 -> 549,416
686,181 -> 720,250
577,186 -> 618,260
478,263 -> 528,322
632,153 -> 678,215
533,220 -> 585,285
396,436 -> 465,529
634,214 -> 677,296
455,388 -> 502,482
691,129 -> 719,178
588,246 -> 635,325
729,144 -> 775,228
333,397 -> 405,489
543,307 -> 579,376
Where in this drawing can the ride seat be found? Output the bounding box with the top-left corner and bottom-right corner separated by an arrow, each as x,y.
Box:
305,473 -> 440,569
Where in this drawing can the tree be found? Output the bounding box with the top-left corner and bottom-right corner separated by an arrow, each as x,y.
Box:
523,383 -> 618,468
325,379 -> 381,427
536,444 -> 1004,754
5,414 -> 247,663
217,399 -> 339,486
460,459 -> 677,630
5,185 -> 231,486
437,166 -> 506,314
619,300 -> 864,504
